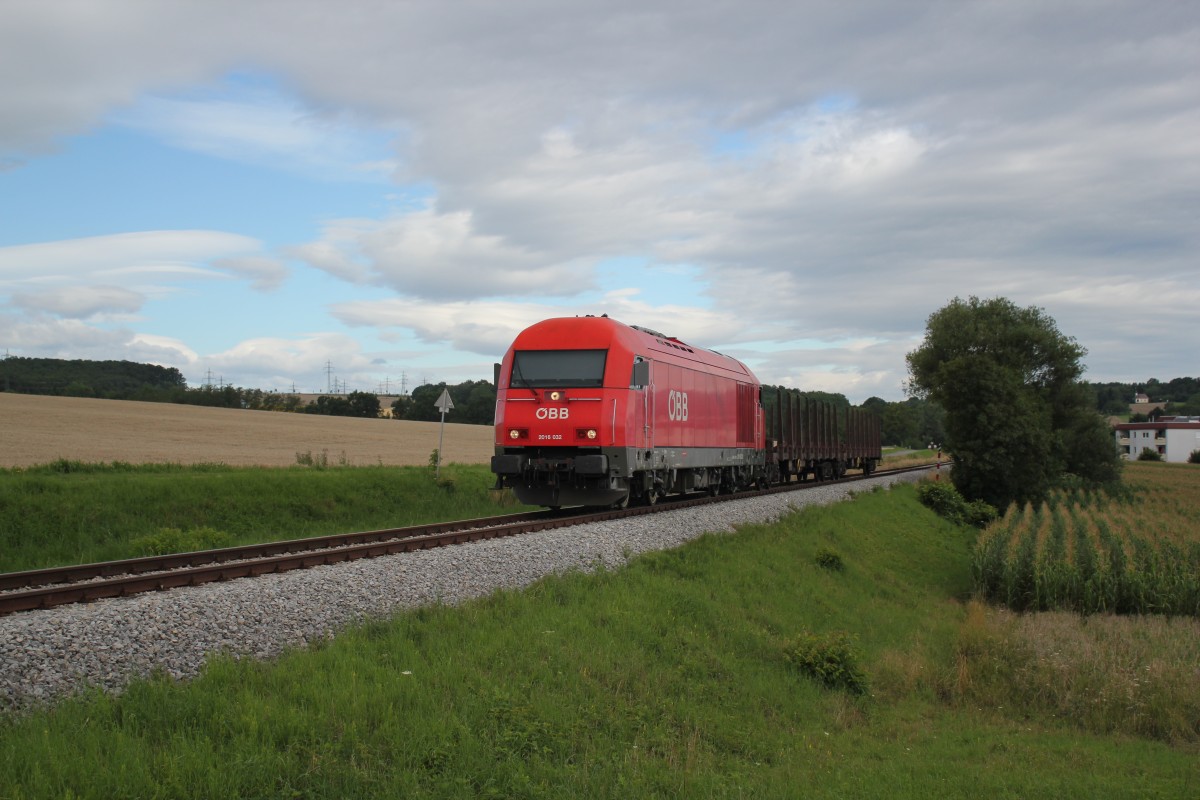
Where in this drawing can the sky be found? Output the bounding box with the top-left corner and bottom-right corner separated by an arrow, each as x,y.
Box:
1,0 -> 1196,403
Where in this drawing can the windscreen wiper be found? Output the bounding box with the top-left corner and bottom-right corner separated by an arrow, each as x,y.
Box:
510,357 -> 539,399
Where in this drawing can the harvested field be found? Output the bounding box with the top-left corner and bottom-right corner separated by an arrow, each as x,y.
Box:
0,393 -> 493,468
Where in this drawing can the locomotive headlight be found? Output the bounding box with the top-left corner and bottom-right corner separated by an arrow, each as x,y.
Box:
586,429 -> 597,440
549,390 -> 562,401
509,429 -> 521,440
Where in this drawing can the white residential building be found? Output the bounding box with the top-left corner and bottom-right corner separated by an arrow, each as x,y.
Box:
1114,419 -> 1200,463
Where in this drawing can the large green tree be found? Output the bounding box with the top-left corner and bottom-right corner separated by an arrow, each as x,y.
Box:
906,297 -> 1120,510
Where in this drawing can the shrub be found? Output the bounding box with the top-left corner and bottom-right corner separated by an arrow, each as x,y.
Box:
814,548 -> 844,571
784,630 -> 868,695
1136,448 -> 1163,461
917,480 -> 965,518
917,480 -> 997,528
1189,450 -> 1200,464
964,499 -> 999,528
128,526 -> 234,556
294,450 -> 329,468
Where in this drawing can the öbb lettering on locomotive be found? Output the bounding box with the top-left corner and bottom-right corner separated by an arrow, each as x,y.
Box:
667,390 -> 689,421
490,315 -> 881,508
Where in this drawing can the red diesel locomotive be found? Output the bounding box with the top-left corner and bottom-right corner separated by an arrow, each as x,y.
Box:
490,315 -> 881,508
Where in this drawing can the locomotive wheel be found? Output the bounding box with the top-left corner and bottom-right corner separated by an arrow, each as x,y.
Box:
644,488 -> 659,506
612,491 -> 630,510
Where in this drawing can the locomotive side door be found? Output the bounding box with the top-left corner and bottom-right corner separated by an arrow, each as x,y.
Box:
631,357 -> 653,450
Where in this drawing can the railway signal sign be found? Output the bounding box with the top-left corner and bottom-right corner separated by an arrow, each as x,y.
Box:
434,389 -> 454,477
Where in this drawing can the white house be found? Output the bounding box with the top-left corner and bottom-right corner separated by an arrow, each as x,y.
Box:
1114,419 -> 1200,463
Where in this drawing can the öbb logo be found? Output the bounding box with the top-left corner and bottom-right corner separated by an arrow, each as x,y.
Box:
668,390 -> 689,422
535,407 -> 569,420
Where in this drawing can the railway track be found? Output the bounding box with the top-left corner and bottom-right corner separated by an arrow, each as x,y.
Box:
0,463 -> 935,617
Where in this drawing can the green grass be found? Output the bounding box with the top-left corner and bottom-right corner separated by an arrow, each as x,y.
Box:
1,483 -> 1195,798
0,462 -> 532,572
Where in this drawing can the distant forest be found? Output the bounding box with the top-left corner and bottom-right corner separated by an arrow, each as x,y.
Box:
2,355 -> 1195,441
1090,377 -> 1200,417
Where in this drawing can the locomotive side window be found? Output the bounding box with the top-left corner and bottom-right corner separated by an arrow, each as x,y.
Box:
511,349 -> 607,388
630,357 -> 649,388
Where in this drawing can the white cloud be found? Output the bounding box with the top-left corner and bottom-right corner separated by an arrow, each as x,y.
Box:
0,230 -> 289,317
331,292 -> 746,359
127,333 -> 199,366
0,314 -> 201,374
205,332 -> 368,376
11,285 -> 145,319
0,231 -> 264,284
290,207 -> 596,299
111,87 -> 399,181
211,256 -> 288,291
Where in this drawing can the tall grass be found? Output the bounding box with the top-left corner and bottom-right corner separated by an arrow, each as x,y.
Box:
951,600 -> 1200,744
0,461 -> 531,572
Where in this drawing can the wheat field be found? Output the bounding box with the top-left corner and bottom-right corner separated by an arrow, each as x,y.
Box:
0,393 -> 494,468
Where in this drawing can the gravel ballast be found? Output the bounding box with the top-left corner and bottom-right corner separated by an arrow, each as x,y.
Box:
0,470 -> 930,712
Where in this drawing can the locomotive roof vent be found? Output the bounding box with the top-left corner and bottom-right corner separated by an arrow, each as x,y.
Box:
630,324 -> 668,339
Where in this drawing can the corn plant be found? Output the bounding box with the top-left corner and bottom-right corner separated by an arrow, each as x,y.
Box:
971,464 -> 1200,617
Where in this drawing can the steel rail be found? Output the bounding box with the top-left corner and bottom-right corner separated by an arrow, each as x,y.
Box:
0,509 -> 571,593
0,463 -> 934,617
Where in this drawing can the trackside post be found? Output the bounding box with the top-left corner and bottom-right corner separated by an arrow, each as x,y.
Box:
434,389 -> 455,478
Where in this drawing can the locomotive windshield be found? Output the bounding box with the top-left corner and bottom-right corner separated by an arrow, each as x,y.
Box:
511,349 -> 607,388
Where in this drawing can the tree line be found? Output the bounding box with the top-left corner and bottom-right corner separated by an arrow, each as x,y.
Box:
0,355 -> 502,424
1089,377 -> 1200,417
1,357 -> 187,397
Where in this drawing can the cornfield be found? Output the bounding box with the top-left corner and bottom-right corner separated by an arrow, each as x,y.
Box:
972,463 -> 1200,616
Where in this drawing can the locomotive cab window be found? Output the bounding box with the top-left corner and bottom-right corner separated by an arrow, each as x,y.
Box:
511,349 -> 607,388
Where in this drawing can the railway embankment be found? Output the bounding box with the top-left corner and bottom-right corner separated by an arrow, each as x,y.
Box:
0,463 -> 1195,797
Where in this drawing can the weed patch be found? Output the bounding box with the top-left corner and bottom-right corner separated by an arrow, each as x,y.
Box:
128,526 -> 234,556
785,630 -> 869,695
814,548 -> 844,571
950,600 -> 1200,744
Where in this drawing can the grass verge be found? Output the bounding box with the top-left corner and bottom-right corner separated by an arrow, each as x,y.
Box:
0,462 -> 531,572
